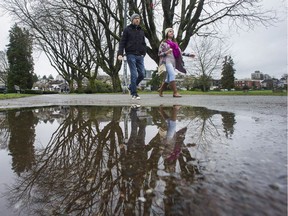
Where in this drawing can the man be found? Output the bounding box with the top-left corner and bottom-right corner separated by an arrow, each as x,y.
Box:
118,13 -> 146,100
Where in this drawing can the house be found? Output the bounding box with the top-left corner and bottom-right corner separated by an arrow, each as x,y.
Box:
210,79 -> 221,90
261,78 -> 280,89
234,79 -> 261,90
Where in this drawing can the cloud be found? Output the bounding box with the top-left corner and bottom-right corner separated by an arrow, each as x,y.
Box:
0,13 -> 11,51
230,18 -> 287,79
228,0 -> 287,79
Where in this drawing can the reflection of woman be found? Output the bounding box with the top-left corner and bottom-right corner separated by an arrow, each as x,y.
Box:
158,105 -> 185,172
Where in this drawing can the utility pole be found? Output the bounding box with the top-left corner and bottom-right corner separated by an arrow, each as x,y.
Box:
122,0 -> 128,94
123,0 -> 129,147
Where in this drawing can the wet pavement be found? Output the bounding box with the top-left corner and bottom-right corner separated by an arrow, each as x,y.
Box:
0,94 -> 287,216
0,94 -> 287,114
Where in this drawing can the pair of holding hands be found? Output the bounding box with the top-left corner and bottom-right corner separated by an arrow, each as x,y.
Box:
117,49 -> 195,61
118,55 -> 124,61
166,48 -> 196,58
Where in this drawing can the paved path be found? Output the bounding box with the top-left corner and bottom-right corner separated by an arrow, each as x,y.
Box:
0,94 -> 287,115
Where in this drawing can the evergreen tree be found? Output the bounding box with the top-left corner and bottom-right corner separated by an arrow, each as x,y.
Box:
221,56 -> 235,90
7,24 -> 34,92
48,74 -> 54,80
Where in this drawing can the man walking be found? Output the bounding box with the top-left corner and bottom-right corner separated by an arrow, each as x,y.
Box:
118,13 -> 146,100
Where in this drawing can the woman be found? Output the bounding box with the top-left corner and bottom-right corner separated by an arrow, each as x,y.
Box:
158,28 -> 195,97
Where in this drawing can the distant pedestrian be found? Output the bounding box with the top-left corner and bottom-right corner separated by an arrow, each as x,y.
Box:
118,13 -> 146,100
158,27 -> 195,97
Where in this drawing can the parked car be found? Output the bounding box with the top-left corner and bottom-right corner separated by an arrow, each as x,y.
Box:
0,85 -> 7,93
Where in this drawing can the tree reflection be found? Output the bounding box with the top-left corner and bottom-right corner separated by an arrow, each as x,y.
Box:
7,109 -> 38,175
0,111 -> 9,149
3,105 -> 236,215
222,112 -> 236,138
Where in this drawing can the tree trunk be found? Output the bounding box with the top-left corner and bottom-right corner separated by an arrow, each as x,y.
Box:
88,78 -> 96,92
111,74 -> 122,92
68,80 -> 74,92
76,79 -> 83,92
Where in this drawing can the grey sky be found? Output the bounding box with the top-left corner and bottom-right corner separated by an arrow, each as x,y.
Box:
228,0 -> 287,79
0,0 -> 287,79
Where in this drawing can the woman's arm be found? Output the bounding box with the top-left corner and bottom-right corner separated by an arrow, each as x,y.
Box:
158,42 -> 171,57
182,52 -> 195,58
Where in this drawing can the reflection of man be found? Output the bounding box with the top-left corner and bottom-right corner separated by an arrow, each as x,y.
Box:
121,106 -> 147,214
127,106 -> 146,148
125,106 -> 147,176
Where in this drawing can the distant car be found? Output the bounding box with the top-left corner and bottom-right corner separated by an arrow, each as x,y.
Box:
0,85 -> 6,93
144,86 -> 151,91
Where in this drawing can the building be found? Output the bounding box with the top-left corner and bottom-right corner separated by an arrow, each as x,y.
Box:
234,79 -> 261,89
251,71 -> 264,80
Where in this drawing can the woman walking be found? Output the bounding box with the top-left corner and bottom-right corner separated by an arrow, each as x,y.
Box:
158,28 -> 195,97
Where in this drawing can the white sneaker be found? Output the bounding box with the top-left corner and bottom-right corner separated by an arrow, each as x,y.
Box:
132,95 -> 140,100
131,104 -> 141,109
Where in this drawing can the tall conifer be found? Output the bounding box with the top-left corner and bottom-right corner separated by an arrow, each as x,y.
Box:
221,56 -> 235,90
7,24 -> 34,92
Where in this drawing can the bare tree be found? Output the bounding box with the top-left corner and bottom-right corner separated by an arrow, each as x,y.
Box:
128,0 -> 276,63
70,0 -> 123,92
190,36 -> 227,91
22,1 -> 100,92
1,0 -> 276,91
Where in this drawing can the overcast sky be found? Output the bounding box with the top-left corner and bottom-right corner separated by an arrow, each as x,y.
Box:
0,0 -> 287,79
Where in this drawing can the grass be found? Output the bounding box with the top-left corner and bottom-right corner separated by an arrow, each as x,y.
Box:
0,93 -> 34,100
182,90 -> 287,96
144,89 -> 287,96
0,90 -> 286,100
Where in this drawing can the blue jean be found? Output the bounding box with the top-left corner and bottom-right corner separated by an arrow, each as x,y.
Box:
165,63 -> 176,83
127,54 -> 145,96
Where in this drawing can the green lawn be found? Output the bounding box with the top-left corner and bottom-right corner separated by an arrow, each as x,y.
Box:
146,89 -> 287,96
0,90 -> 286,100
0,93 -> 34,100
181,90 -> 287,96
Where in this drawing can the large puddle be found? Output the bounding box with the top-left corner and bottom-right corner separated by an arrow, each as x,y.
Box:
0,105 -> 286,216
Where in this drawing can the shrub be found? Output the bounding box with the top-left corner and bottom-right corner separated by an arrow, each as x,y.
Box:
42,90 -> 58,94
96,81 -> 113,93
84,81 -> 113,93
24,89 -> 42,94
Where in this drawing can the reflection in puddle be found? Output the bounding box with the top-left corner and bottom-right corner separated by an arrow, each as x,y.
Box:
0,105 -> 285,215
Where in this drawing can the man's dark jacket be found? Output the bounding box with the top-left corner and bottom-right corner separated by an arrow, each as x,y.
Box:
118,24 -> 146,56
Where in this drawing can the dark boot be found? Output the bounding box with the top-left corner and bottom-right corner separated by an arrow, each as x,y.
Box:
170,81 -> 181,97
158,82 -> 168,97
